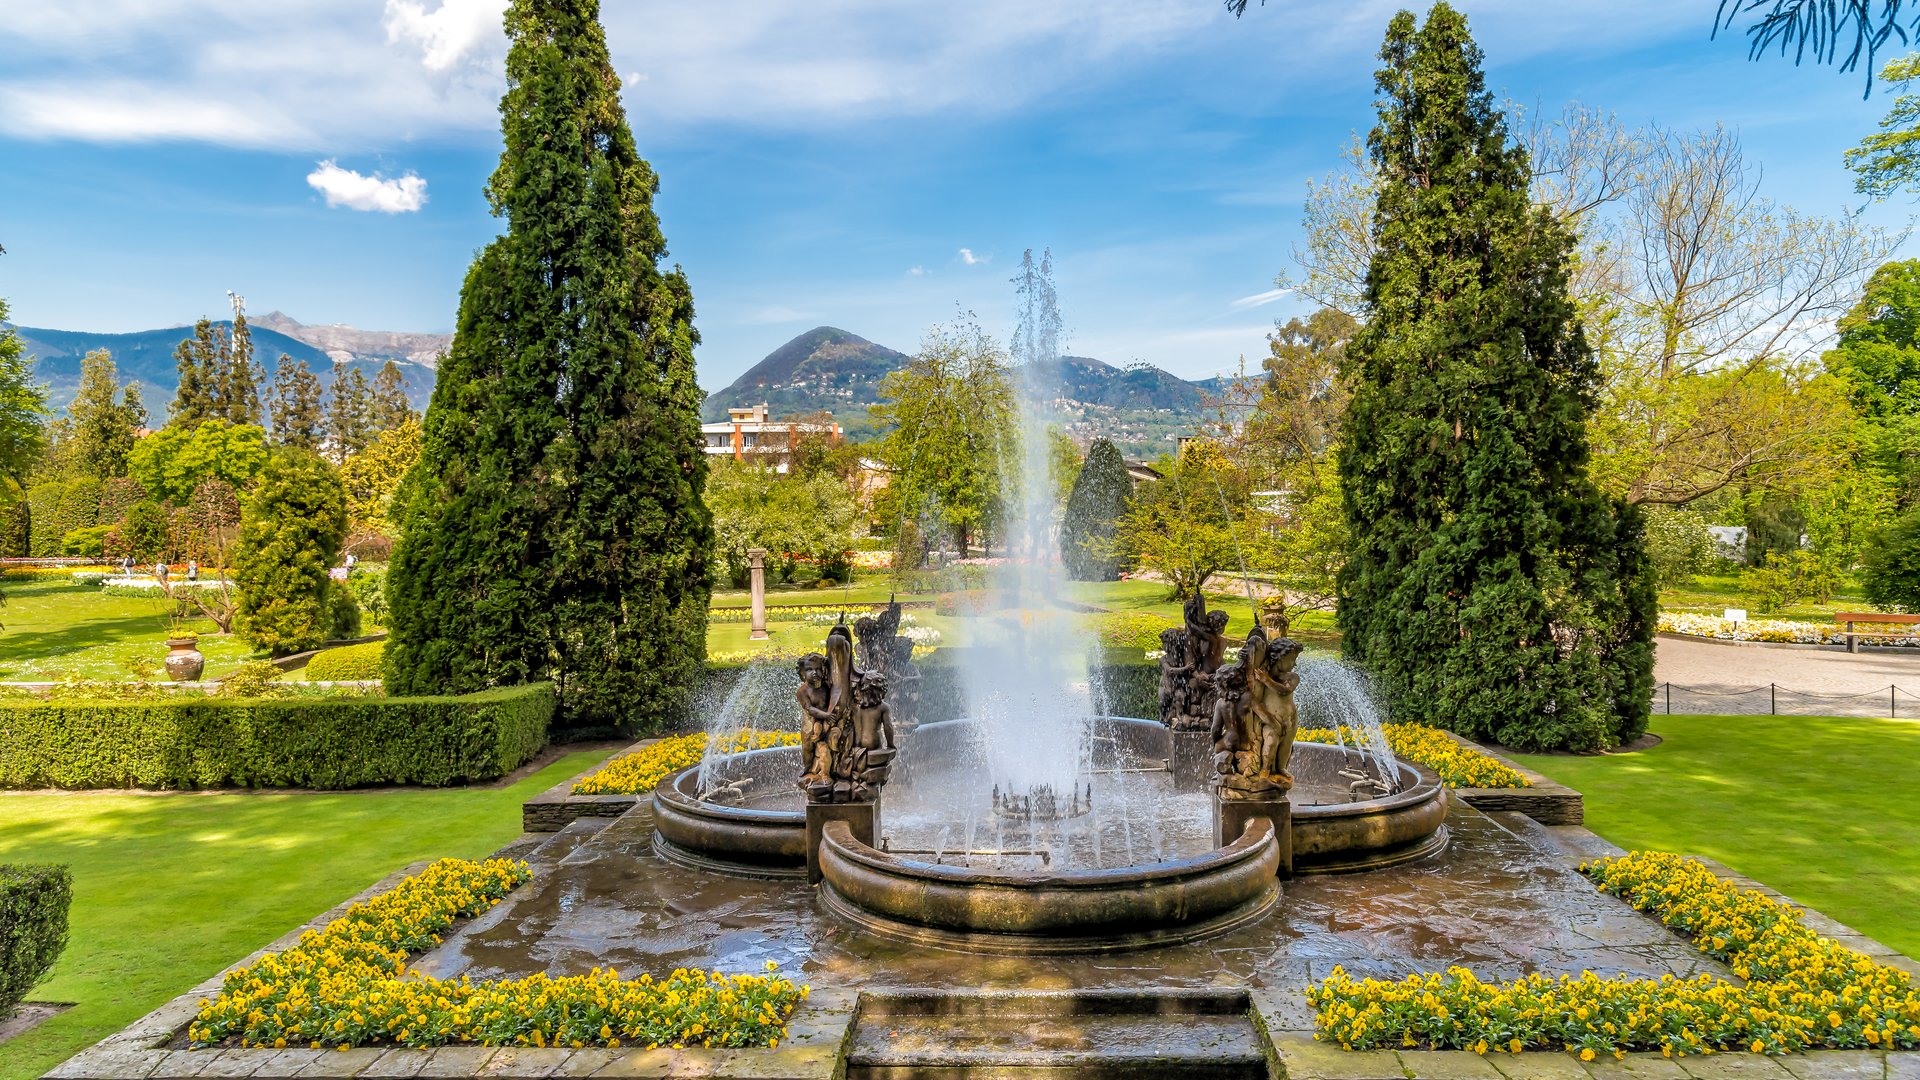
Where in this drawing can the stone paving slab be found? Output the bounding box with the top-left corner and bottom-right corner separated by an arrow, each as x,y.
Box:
1439,733 -> 1584,826
521,742 -> 655,833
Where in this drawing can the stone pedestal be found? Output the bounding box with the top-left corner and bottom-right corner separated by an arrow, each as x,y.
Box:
1170,730 -> 1213,794
1214,794 -> 1292,879
806,800 -> 878,884
747,548 -> 769,640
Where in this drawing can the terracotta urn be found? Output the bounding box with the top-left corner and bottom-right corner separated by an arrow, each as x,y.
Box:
164,636 -> 205,682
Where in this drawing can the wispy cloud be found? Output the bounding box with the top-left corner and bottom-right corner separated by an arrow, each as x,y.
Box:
1228,287 -> 1291,310
958,248 -> 988,265
306,160 -> 428,212
907,265 -> 929,276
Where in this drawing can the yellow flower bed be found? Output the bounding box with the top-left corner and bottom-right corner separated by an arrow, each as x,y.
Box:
1296,724 -> 1529,789
572,730 -> 802,795
1309,851 -> 1920,1057
190,858 -> 804,1051
0,563 -> 113,580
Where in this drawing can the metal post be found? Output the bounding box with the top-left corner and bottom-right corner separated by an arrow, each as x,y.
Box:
1770,684 -> 1777,715
1664,683 -> 1671,715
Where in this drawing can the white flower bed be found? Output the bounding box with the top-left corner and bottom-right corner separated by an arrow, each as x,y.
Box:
103,577 -> 232,590
1658,611 -> 1920,647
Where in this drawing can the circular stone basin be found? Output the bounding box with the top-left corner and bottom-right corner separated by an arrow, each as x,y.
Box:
815,813 -> 1280,954
652,744 -> 808,878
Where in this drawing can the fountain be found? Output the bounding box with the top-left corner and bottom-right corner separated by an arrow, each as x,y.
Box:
650,260 -> 1446,952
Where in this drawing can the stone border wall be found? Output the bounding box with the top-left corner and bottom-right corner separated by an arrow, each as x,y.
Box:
1438,731 -> 1585,826
519,739 -> 654,832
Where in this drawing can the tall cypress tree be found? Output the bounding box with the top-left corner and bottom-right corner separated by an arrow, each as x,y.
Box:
1336,4 -> 1654,752
326,362 -> 372,459
369,360 -> 415,433
170,320 -> 219,426
385,0 -> 712,733
270,354 -> 325,450
69,350 -> 144,479
223,311 -> 264,426
1061,438 -> 1132,581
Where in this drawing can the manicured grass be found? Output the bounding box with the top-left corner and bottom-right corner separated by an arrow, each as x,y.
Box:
0,749 -> 614,1080
708,611 -> 964,656
1657,572 -> 1869,622
1513,714 -> 1920,960
0,578 -> 257,681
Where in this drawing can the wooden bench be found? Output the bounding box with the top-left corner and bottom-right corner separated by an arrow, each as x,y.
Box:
1835,612 -> 1920,652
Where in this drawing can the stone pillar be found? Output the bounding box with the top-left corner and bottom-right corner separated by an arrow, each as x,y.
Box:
747,548 -> 769,640
805,800 -> 878,885
1215,794 -> 1292,880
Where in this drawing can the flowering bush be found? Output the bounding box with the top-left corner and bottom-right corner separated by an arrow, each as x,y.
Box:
190,858 -> 803,1050
851,550 -> 892,570
0,564 -> 113,581
708,602 -> 928,624
572,731 -> 802,795
1298,724 -> 1529,789
1658,612 -> 1920,647
1309,851 -> 1920,1057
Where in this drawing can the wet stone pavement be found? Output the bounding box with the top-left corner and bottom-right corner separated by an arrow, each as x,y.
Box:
411,800 -> 1729,996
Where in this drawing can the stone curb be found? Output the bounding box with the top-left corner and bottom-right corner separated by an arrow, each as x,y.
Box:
520,741 -> 656,833
1437,731 -> 1584,826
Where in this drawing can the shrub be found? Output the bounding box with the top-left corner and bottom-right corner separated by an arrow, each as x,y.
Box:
1094,610 -> 1175,651
0,683 -> 553,789
346,567 -> 388,625
306,641 -> 386,681
1861,507 -> 1920,611
326,584 -> 362,640
1061,438 -> 1133,580
26,478 -> 102,559
0,863 -> 71,1017
60,524 -> 112,557
1740,549 -> 1840,612
1643,506 -> 1716,587
216,661 -> 289,698
234,448 -> 349,656
189,858 -> 801,1051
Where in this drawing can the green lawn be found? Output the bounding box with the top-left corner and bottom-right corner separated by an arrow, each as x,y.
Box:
1657,572 -> 1870,622
1513,714 -> 1920,960
0,578 -> 258,681
0,749 -> 614,1080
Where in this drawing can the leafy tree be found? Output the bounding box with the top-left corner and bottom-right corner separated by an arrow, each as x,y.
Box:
1335,4 -> 1655,753
1742,549 -> 1840,610
24,478 -> 100,557
127,420 -> 269,505
1862,507 -> 1920,609
387,0 -> 714,734
1060,438 -> 1131,580
107,499 -> 171,561
369,361 -> 415,433
269,354 -> 325,450
0,298 -> 48,573
870,314 -> 1016,556
326,362 -> 373,460
339,418 -> 421,537
705,461 -> 856,586
172,479 -> 243,632
68,349 -> 146,479
234,448 -> 348,655
1712,0 -> 1919,94
1111,440 -> 1251,598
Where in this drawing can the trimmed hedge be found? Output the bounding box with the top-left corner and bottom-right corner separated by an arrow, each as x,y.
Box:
0,863 -> 71,1016
305,640 -> 386,681
0,684 -> 553,790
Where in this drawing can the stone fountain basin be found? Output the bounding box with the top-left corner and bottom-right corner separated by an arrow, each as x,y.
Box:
1289,744 -> 1450,873
652,744 -> 809,878
816,814 -> 1281,954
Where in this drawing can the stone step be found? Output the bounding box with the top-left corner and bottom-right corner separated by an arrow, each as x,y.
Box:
845,991 -> 1271,1079
526,815 -> 617,865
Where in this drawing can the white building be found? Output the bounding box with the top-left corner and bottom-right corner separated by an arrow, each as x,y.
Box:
699,404 -> 842,474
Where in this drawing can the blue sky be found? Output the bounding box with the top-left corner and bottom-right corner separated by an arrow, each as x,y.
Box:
0,0 -> 1912,391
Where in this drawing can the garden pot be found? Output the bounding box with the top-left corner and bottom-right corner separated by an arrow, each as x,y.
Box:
163,637 -> 205,682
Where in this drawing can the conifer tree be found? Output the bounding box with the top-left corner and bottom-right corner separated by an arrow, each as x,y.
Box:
385,0 -> 712,733
221,311 -> 264,426
69,350 -> 144,479
170,320 -> 220,426
233,447 -> 348,655
1335,4 -> 1654,752
270,354 -> 325,450
326,363 -> 372,460
369,360 -> 415,433
1061,438 -> 1132,580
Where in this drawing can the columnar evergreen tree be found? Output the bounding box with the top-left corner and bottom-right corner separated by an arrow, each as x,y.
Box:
326,362 -> 372,460
233,448 -> 348,655
1335,4 -> 1655,752
68,350 -> 145,479
170,320 -> 220,425
270,354 -> 325,450
385,0 -> 713,733
1061,438 -> 1132,580
222,311 -> 264,426
369,360 -> 415,433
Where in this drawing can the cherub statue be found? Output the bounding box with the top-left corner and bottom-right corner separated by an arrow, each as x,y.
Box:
1246,629 -> 1303,786
795,653 -> 834,789
852,670 -> 896,756
1158,626 -> 1193,728
1208,658 -> 1255,777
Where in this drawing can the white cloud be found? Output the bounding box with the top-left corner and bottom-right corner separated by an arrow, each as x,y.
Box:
0,85 -> 307,144
906,265 -> 929,276
1228,287 -> 1291,310
306,160 -> 429,213
384,0 -> 507,73
958,248 -> 988,266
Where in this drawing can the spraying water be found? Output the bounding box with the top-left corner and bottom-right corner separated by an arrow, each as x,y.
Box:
694,658 -> 804,795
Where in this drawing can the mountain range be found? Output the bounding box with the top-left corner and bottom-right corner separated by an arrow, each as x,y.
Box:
703,325 -> 1230,457
10,317 -> 1228,458
7,312 -> 444,417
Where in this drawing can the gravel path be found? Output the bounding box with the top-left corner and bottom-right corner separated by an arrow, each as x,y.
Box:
1654,634 -> 1920,716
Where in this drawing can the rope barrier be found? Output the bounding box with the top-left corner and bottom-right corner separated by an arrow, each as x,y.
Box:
1656,681 -> 1920,717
